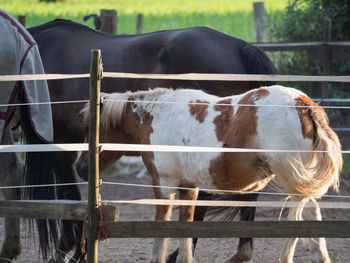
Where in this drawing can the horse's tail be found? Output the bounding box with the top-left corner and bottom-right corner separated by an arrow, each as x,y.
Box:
272,98 -> 343,197
20,100 -> 59,259
240,44 -> 276,87
204,193 -> 257,221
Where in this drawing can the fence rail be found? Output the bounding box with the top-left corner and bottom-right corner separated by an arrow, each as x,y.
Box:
104,220 -> 350,238
0,200 -> 118,221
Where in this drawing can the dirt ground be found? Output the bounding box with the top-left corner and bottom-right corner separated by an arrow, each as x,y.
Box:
1,157 -> 350,263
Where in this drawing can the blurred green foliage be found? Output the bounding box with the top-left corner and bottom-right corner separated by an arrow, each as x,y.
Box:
269,0 -> 350,177
3,0 -> 287,42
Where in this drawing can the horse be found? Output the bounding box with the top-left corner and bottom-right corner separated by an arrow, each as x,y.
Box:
0,9 -> 56,262
27,19 -> 275,262
76,85 -> 342,263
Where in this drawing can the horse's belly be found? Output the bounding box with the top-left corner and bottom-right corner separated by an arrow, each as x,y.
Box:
153,151 -> 220,190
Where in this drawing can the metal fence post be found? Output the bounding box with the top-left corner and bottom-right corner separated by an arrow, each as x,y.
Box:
87,49 -> 102,263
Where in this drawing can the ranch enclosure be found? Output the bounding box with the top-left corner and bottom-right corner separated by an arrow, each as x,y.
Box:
1,53 -> 350,262
1,1 -> 350,262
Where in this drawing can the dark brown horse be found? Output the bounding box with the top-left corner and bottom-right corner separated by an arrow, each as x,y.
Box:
28,19 -> 275,263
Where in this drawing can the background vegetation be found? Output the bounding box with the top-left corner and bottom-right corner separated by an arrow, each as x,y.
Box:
269,0 -> 350,176
2,0 -> 287,42
269,0 -> 350,141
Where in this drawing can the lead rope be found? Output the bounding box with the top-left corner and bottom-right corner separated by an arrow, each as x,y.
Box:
80,215 -> 88,254
80,204 -> 110,254
97,200 -> 109,242
81,193 -> 110,254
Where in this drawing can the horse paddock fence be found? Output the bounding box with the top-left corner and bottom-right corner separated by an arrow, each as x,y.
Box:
0,49 -> 350,263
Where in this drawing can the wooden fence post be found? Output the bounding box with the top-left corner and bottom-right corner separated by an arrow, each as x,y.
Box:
18,16 -> 25,27
322,18 -> 331,101
253,2 -> 267,42
136,13 -> 143,34
87,49 -> 102,263
100,9 -> 118,35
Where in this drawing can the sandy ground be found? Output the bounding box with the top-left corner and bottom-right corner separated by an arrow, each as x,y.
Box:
1,157 -> 350,263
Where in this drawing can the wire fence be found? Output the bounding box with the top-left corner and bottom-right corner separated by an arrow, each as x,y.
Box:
1,71 -> 350,207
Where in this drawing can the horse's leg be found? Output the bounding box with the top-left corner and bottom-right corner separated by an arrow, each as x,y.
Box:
280,196 -> 306,263
168,192 -> 257,263
1,188 -> 21,263
302,198 -> 330,263
0,157 -> 23,262
151,191 -> 175,263
175,188 -> 198,263
228,194 -> 257,263
0,129 -> 23,262
166,191 -> 210,263
280,238 -> 299,263
281,197 -> 331,263
47,152 -> 85,263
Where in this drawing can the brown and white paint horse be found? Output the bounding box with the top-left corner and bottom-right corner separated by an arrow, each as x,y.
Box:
76,85 -> 342,263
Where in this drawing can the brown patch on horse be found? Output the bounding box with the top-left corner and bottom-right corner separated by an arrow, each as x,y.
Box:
121,101 -> 163,195
295,95 -> 319,141
98,126 -> 135,172
210,88 -> 272,191
123,102 -> 154,145
189,100 -> 209,123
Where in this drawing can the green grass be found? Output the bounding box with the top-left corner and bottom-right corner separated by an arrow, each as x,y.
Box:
2,0 -> 287,41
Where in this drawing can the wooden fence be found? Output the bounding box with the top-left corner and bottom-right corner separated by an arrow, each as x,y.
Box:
1,50 -> 349,263
6,9 -> 350,260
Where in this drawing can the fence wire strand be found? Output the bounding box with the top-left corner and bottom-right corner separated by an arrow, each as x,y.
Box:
2,98 -> 350,110
100,180 -> 350,199
1,71 -> 350,207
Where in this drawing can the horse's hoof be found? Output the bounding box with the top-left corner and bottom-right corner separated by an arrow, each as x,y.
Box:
309,251 -> 331,263
0,246 -> 21,263
228,242 -> 253,263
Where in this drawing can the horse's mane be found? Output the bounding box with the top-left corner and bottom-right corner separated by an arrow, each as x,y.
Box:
28,19 -> 96,36
100,92 -> 130,129
81,88 -> 170,130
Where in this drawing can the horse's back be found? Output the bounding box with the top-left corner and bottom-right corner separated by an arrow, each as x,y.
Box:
156,27 -> 247,72
28,19 -> 273,79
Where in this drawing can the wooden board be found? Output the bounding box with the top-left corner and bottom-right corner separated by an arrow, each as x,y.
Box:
0,200 -> 118,222
105,220 -> 350,238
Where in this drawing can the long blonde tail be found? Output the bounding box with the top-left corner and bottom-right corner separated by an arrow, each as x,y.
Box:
272,105 -> 343,196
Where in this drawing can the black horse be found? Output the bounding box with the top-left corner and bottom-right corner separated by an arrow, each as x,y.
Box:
28,19 -> 275,263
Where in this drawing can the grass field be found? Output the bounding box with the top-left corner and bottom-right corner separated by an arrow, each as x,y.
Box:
2,0 -> 287,42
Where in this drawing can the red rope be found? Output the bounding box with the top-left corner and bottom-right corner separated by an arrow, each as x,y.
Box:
80,204 -> 110,254
97,205 -> 109,242
80,215 -> 88,254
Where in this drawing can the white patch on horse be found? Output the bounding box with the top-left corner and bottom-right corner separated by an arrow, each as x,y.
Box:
255,85 -> 313,164
139,89 -> 227,195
